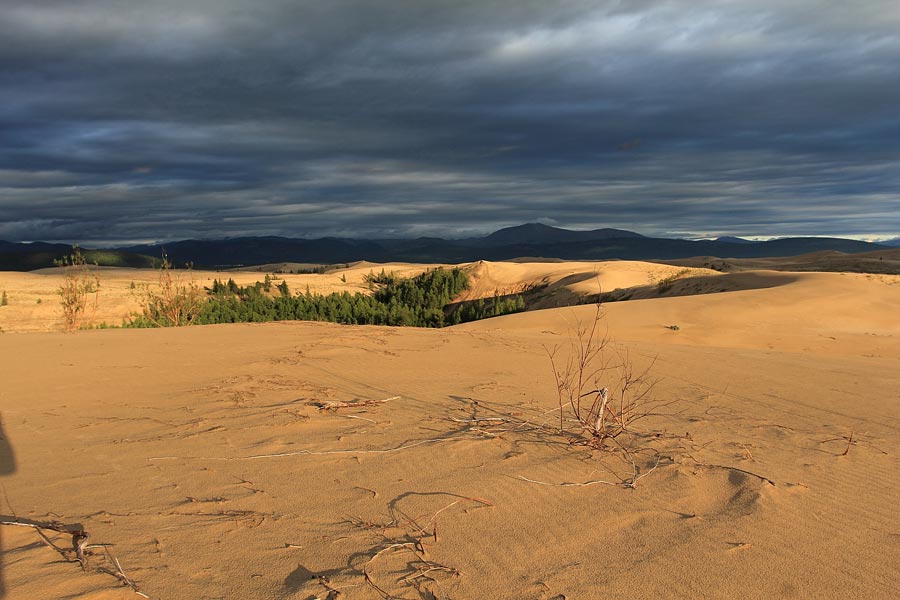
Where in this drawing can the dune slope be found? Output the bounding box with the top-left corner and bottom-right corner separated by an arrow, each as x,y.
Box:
0,269 -> 898,599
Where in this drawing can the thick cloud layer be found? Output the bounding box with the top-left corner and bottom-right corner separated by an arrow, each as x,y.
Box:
2,0 -> 898,243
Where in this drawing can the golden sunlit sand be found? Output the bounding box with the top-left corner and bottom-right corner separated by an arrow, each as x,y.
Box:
0,260 -> 898,599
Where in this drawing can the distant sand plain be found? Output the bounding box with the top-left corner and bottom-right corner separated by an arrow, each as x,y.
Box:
0,260 -> 898,599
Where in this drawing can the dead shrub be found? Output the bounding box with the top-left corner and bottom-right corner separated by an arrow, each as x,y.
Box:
55,246 -> 100,332
131,254 -> 205,327
545,304 -> 659,449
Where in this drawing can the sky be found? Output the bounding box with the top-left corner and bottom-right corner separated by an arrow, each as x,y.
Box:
1,0 -> 899,244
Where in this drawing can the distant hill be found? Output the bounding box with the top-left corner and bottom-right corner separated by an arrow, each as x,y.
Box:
0,242 -> 159,271
881,238 -> 900,247
0,241 -> 72,255
663,248 -> 900,275
478,223 -> 644,246
114,230 -> 890,268
0,226 -> 890,270
715,236 -> 754,244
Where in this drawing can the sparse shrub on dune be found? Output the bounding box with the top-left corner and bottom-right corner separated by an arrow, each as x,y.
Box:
537,303 -> 682,488
653,268 -> 694,294
128,254 -> 205,327
55,246 -> 100,332
545,304 -> 659,449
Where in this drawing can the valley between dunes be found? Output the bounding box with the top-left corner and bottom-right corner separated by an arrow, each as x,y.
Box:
0,260 -> 898,599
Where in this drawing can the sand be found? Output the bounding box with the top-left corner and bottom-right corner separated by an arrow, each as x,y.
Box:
0,263 -> 447,334
0,260 -> 715,334
0,261 -> 898,599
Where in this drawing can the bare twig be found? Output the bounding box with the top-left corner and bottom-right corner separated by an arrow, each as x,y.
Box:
545,303 -> 662,449
737,442 -> 756,461
423,497 -> 493,531
0,517 -> 150,597
515,475 -> 619,488
102,546 -> 150,598
0,518 -> 87,561
148,434 -> 471,461
689,462 -> 775,486
316,575 -> 344,599
342,414 -> 378,424
310,396 -> 399,411
841,432 -> 853,456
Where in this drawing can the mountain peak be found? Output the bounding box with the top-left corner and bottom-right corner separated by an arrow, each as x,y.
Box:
482,223 -> 643,245
715,236 -> 755,244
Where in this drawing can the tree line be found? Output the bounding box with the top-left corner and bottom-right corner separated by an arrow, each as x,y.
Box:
127,267 -> 526,328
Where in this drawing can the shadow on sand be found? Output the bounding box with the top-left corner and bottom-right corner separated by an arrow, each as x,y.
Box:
0,414 -> 16,597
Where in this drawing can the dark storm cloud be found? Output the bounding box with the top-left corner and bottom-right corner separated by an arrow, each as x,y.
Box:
2,0 -> 899,243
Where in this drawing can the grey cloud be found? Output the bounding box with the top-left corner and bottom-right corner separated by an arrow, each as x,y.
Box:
1,1 -> 899,243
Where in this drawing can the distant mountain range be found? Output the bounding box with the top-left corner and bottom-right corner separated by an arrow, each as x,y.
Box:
0,223 -> 893,270
0,242 -> 159,271
714,236 -> 754,244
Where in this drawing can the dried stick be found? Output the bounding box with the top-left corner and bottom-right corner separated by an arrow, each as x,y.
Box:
841,432 -> 854,456
315,575 -> 346,599
0,517 -> 150,597
422,497 -> 493,533
689,462 -> 775,486
101,546 -> 150,598
515,475 -> 619,488
363,542 -> 417,599
310,396 -> 399,411
0,518 -> 88,567
148,435 -> 468,461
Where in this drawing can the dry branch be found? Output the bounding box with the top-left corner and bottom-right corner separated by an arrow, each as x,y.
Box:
515,475 -> 619,488
0,518 -> 88,566
132,253 -> 204,327
841,432 -> 854,456
689,462 -> 776,486
544,304 -> 661,450
357,495 -> 488,599
147,434 -> 475,461
0,517 -> 150,597
309,396 -> 399,411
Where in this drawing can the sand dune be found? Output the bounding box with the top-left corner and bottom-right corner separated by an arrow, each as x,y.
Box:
0,264 -> 443,333
479,270 -> 900,357
0,260 -> 717,333
0,262 -> 898,599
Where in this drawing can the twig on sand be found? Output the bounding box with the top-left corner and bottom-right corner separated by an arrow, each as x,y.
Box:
315,575 -> 348,599
688,462 -> 776,486
817,431 -> 887,456
515,444 -> 663,489
423,497 -> 492,531
818,432 -> 854,456
309,396 -> 399,411
0,517 -> 150,597
148,435 -> 471,461
342,414 -> 379,424
0,518 -> 89,568
100,546 -> 150,598
515,475 -> 619,488
360,495 -> 488,599
841,432 -> 854,456
364,541 -> 461,599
